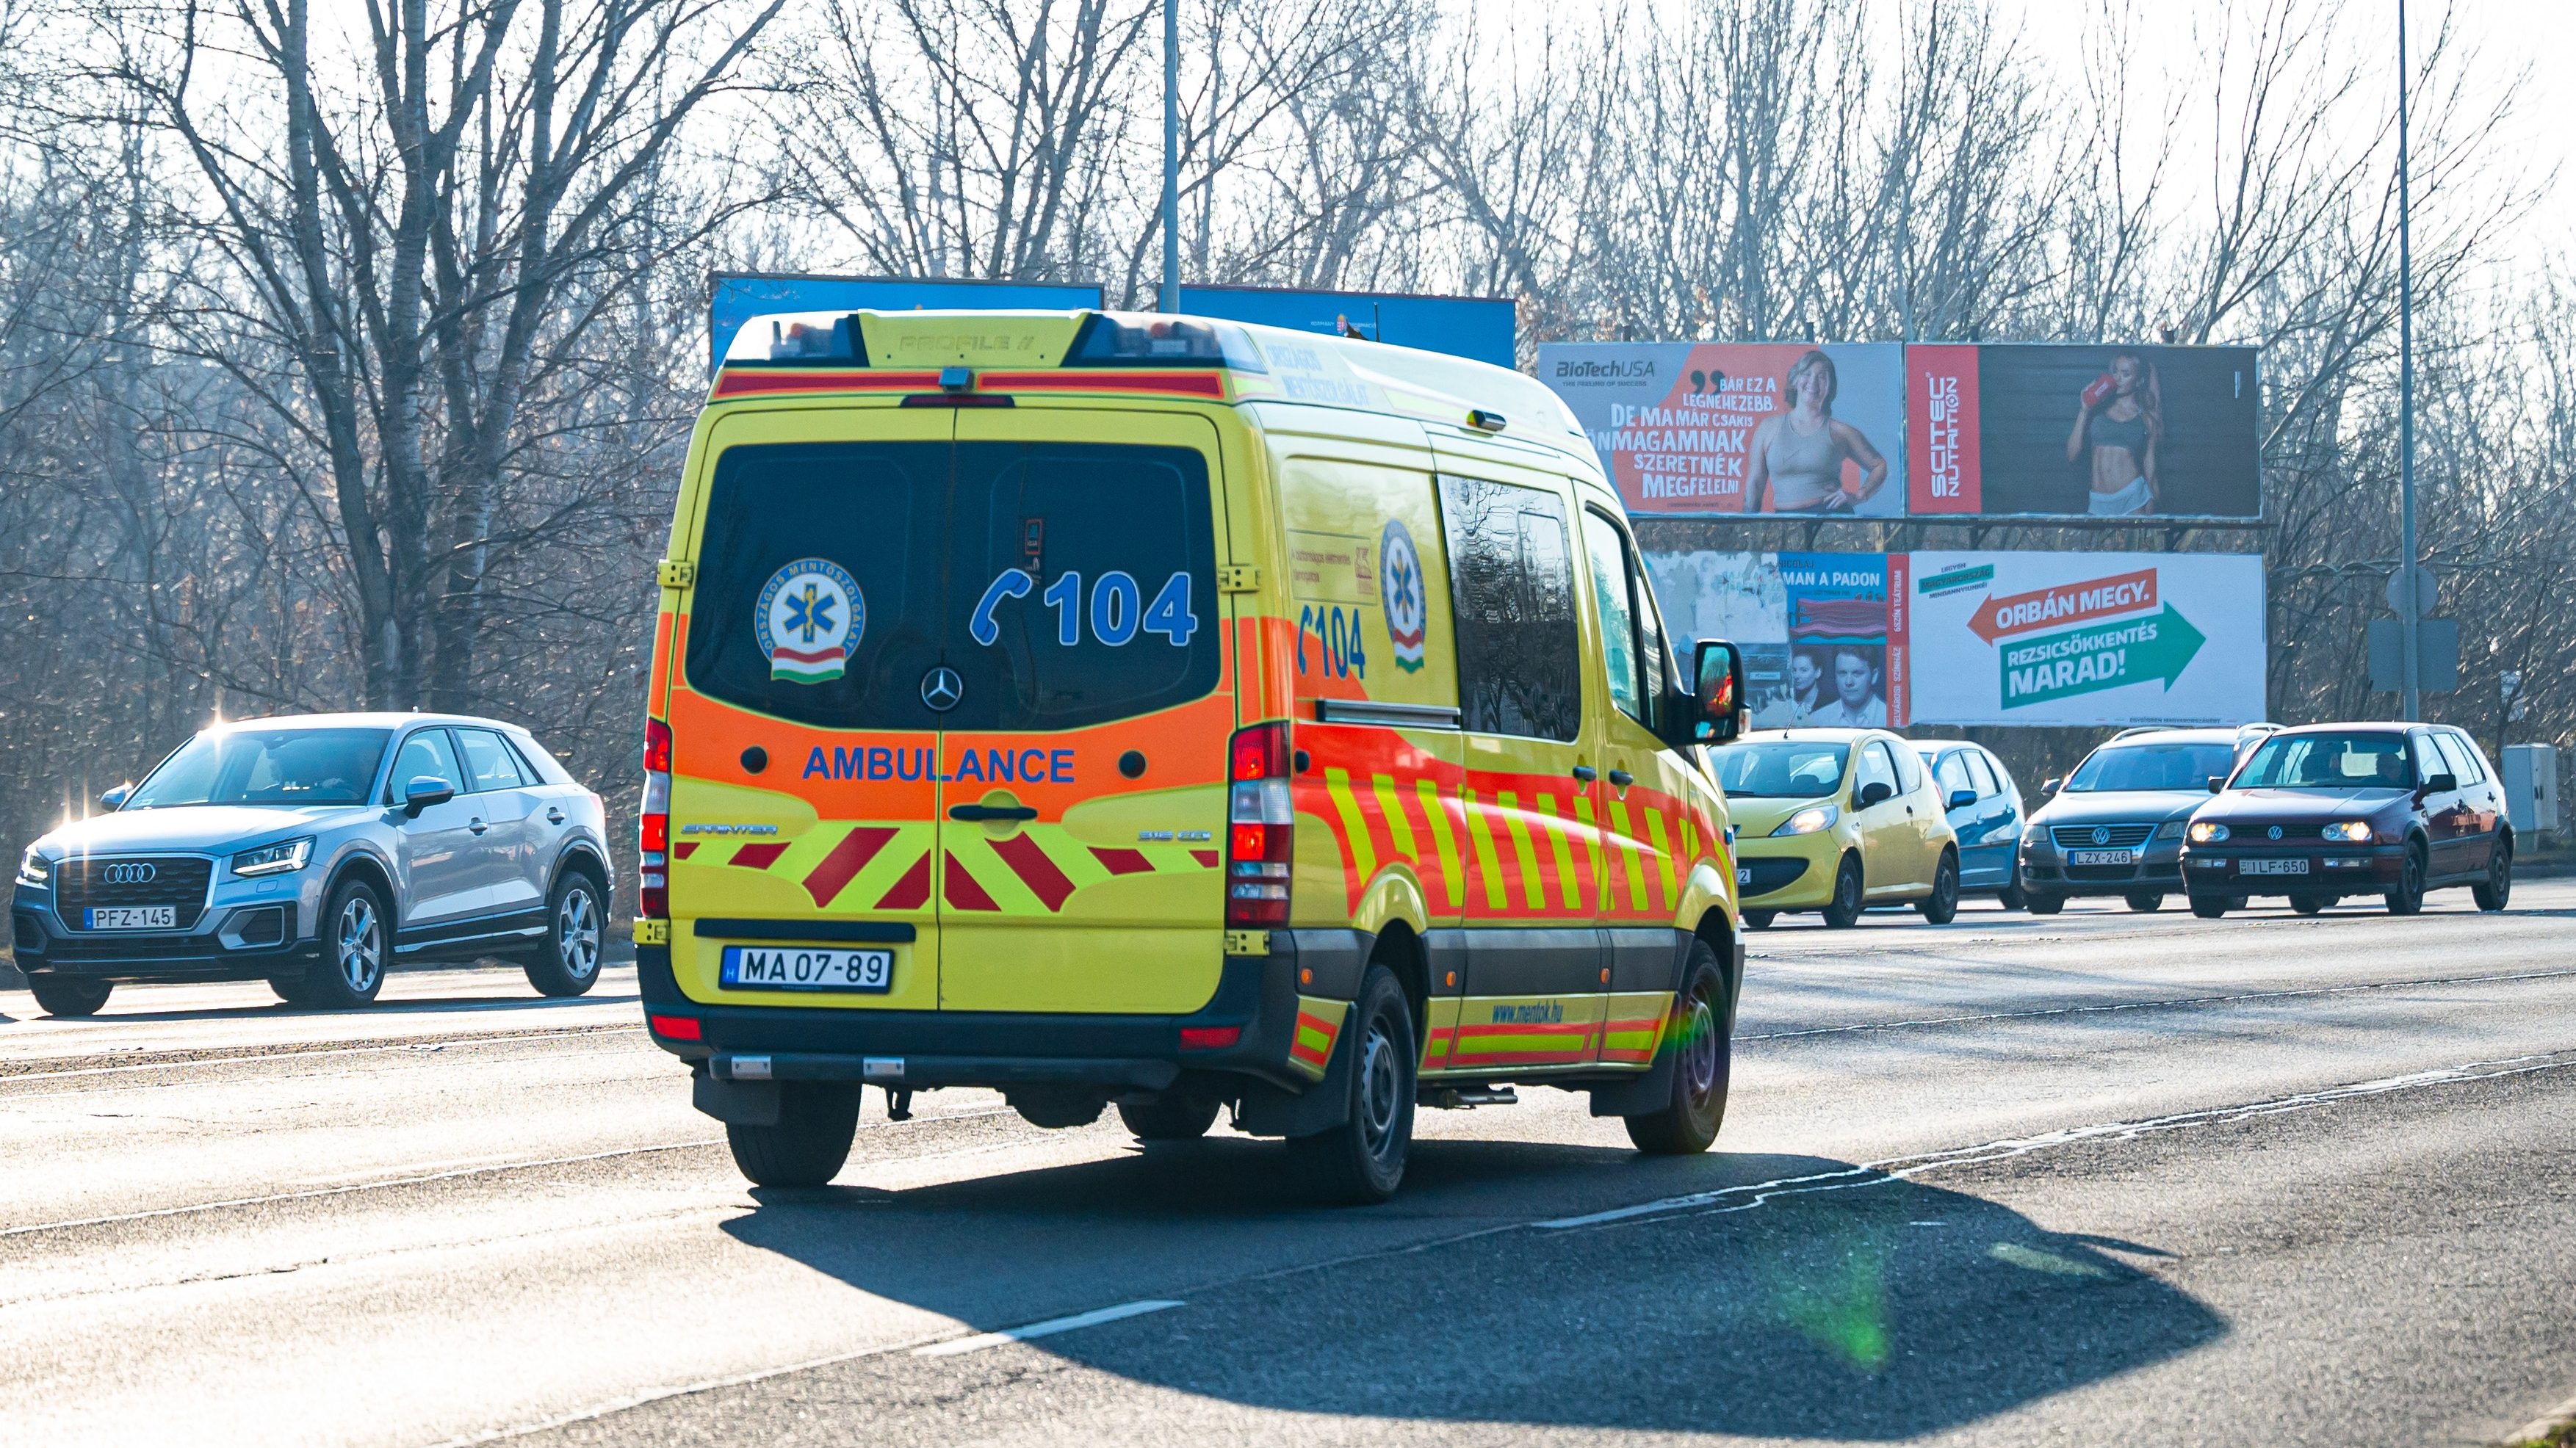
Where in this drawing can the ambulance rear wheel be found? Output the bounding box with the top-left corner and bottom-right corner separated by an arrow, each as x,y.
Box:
1286,964 -> 1415,1204
726,1082 -> 861,1188
1624,940 -> 1731,1155
1118,1093 -> 1220,1142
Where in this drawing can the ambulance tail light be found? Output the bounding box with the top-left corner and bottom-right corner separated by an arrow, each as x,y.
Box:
640,717 -> 671,920
1225,722 -> 1293,928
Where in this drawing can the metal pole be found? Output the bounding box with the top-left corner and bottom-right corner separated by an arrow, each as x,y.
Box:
2396,0 -> 2422,720
1159,0 -> 1180,314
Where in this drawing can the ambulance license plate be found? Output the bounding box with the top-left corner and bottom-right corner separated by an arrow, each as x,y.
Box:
1736,866 -> 1751,886
2241,858 -> 2309,876
721,946 -> 894,992
86,906 -> 177,930
2066,849 -> 2135,866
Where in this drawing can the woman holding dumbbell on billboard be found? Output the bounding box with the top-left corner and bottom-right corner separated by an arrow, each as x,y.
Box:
2066,348 -> 2164,515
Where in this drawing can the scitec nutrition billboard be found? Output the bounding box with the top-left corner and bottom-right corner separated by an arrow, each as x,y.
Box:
1542,341 -> 2261,521
1645,549 -> 2266,728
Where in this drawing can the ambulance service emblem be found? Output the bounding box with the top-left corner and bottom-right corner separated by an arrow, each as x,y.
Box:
755,559 -> 863,684
1379,519 -> 1427,672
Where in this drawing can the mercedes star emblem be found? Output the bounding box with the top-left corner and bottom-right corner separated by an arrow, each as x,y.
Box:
920,665 -> 964,712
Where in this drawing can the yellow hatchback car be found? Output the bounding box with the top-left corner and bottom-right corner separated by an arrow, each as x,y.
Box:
1708,728 -> 1960,928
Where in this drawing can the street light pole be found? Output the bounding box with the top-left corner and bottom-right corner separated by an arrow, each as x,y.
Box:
2396,0 -> 2422,721
1159,0 -> 1180,314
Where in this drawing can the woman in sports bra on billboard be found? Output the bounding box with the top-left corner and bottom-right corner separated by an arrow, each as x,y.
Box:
2066,349 -> 2163,515
1745,350 -> 1891,514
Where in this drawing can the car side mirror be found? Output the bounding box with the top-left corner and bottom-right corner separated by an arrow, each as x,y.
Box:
99,783 -> 131,809
2422,772 -> 2457,795
2206,775 -> 2226,794
2041,777 -> 2062,795
402,775 -> 457,817
1858,780 -> 1894,808
1684,639 -> 1749,745
1947,789 -> 1977,811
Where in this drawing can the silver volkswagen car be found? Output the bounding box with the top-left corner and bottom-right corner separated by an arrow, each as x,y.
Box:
12,713 -> 613,1016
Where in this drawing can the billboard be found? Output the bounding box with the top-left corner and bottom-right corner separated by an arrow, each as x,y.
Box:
1646,549 -> 2267,728
710,273 -> 1105,370
1178,285 -> 1516,369
1537,342 -> 1906,517
1908,344 -> 2261,518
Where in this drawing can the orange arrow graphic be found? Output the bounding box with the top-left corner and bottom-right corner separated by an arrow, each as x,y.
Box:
1968,568 -> 2160,644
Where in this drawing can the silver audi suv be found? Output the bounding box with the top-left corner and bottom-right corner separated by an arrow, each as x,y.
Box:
12,713 -> 613,1016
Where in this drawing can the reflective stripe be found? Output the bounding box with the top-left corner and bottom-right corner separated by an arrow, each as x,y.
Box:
1415,779 -> 1465,911
1534,793 -> 1582,910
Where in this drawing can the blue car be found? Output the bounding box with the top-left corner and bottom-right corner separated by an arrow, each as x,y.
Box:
1912,742 -> 2027,909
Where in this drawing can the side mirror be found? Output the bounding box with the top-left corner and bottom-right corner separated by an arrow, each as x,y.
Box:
99,783 -> 131,809
1686,639 -> 1749,745
1947,789 -> 1977,811
2206,775 -> 2226,794
1858,780 -> 1894,808
2422,772 -> 2457,795
2041,777 -> 2063,795
402,775 -> 457,817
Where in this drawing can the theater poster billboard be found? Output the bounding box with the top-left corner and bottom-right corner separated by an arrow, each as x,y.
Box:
1538,342 -> 1906,517
1646,549 -> 2266,728
1906,344 -> 2262,518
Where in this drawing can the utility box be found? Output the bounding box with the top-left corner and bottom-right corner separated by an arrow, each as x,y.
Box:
2503,744 -> 2560,835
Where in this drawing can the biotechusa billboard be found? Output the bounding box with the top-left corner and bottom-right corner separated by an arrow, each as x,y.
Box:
1539,341 -> 2261,520
1644,549 -> 2267,728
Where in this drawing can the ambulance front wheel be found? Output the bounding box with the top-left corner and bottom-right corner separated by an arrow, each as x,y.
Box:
1624,940 -> 1731,1156
726,1082 -> 862,1188
1286,964 -> 1416,1205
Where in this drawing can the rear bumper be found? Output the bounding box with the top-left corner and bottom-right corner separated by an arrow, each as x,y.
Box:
635,928 -> 1363,1096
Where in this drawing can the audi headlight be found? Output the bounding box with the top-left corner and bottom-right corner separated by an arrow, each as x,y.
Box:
1773,805 -> 1840,836
2187,822 -> 2230,844
2321,820 -> 2373,843
2157,819 -> 2187,839
231,837 -> 313,877
17,847 -> 48,886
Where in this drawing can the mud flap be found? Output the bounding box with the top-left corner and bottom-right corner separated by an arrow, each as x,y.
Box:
1234,1002 -> 1356,1137
693,1070 -> 780,1126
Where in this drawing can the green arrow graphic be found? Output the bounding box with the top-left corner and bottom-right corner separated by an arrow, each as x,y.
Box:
1997,604 -> 2205,708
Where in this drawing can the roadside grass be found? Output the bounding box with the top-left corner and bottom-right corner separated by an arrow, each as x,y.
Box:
2507,1409 -> 2576,1448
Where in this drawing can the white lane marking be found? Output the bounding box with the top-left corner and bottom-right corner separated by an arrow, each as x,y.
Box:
1738,966 -> 2576,1043
1537,1049 -> 2576,1230
0,1023 -> 643,1086
912,1299 -> 1186,1358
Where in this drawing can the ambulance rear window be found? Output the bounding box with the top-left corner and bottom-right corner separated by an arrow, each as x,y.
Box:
685,439 -> 1219,733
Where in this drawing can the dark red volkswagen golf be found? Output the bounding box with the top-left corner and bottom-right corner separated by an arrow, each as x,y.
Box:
2180,723 -> 2514,918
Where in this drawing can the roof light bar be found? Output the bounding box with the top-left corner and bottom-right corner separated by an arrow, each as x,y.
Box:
1066,312 -> 1266,372
724,312 -> 870,366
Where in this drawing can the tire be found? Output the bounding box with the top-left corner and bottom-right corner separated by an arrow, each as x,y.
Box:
1285,964 -> 1415,1204
2290,893 -> 2331,916
1117,1093 -> 1221,1142
2473,836 -> 2513,912
267,974 -> 314,1005
299,877 -> 389,1009
726,1082 -> 862,1188
1917,850 -> 1960,924
26,974 -> 112,1018
523,869 -> 606,997
1623,939 -> 1732,1155
1742,908 -> 1777,930
2384,843 -> 2426,916
1998,875 -> 2027,911
2024,891 -> 2064,916
2189,894 -> 2232,919
1819,855 -> 1864,929
2124,891 -> 2167,913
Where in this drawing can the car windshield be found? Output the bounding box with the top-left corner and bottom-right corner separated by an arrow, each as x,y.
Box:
126,728 -> 391,808
2232,732 -> 2413,791
2065,742 -> 2240,793
1710,741 -> 1850,798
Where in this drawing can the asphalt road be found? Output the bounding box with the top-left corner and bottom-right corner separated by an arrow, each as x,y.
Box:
4,886 -> 2572,1448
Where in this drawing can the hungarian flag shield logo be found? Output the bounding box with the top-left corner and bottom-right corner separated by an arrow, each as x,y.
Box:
755,559 -> 863,684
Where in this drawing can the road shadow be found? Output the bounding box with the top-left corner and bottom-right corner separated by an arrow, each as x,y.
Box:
718,1137 -> 2226,1439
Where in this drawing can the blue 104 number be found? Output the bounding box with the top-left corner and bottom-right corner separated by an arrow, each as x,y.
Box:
970,568 -> 1198,648
1299,604 -> 1368,678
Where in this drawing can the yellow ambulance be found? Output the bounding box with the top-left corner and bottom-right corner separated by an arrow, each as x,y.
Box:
635,309 -> 1750,1201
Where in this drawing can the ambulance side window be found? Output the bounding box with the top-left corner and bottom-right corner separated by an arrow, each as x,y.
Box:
1437,475 -> 1581,742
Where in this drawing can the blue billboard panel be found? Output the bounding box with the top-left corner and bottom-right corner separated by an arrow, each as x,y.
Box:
710,273 -> 1104,369
1177,285 -> 1517,369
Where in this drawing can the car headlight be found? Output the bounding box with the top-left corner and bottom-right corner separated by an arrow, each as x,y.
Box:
17,847 -> 48,886
1773,805 -> 1841,836
2021,826 -> 2046,850
231,837 -> 314,877
2187,822 -> 2230,844
2320,820 -> 2373,843
2156,819 -> 2187,839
